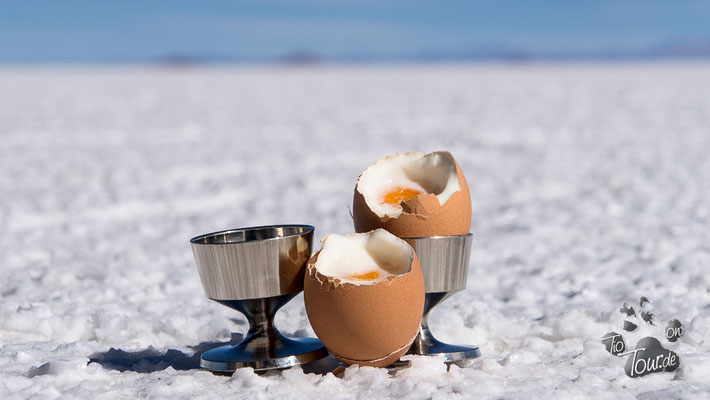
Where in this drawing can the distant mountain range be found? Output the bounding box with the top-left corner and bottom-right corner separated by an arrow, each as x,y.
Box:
149,39 -> 710,66
8,40 -> 709,65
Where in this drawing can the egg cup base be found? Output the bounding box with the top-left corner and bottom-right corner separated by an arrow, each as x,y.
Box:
405,338 -> 481,365
200,336 -> 328,373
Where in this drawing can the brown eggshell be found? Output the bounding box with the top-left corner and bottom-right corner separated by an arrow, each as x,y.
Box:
303,247 -> 425,368
353,155 -> 472,237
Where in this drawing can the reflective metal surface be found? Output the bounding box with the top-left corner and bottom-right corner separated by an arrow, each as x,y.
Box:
407,292 -> 480,366
190,225 -> 327,373
200,295 -> 328,372
404,234 -> 472,293
403,234 -> 480,366
191,225 -> 313,300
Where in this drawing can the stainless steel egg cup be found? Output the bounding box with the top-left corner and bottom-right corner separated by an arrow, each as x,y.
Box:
403,234 -> 480,366
190,225 -> 328,373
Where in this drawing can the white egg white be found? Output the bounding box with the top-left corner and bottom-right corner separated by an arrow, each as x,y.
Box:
314,229 -> 414,285
356,151 -> 460,219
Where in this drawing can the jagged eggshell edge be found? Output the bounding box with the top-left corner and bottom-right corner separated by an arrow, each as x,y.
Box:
352,155 -> 472,237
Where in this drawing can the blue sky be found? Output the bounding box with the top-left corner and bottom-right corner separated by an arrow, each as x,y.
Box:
1,0 -> 710,61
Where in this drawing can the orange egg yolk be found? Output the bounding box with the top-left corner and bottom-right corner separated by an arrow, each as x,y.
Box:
346,271 -> 379,281
383,187 -> 421,206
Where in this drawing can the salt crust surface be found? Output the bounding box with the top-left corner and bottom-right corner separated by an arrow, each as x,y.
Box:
1,63 -> 709,399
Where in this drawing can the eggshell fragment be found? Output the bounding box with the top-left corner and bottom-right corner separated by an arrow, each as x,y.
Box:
353,153 -> 471,237
303,233 -> 425,368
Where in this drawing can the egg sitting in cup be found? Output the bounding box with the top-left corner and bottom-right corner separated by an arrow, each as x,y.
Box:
352,151 -> 471,237
303,229 -> 425,367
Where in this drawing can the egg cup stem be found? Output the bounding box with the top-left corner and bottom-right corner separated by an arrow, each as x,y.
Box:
407,291 -> 481,366
199,295 -> 328,373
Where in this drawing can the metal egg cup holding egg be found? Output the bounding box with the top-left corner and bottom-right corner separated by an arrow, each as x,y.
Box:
189,225 -> 479,374
401,233 -> 480,367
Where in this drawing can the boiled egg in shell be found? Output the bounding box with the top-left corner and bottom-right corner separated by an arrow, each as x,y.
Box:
353,151 -> 472,237
303,229 -> 425,367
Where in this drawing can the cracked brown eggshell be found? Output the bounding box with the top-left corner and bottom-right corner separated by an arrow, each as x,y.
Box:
303,236 -> 425,368
352,152 -> 472,237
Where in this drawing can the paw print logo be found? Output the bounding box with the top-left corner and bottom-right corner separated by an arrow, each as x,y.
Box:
601,297 -> 682,378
